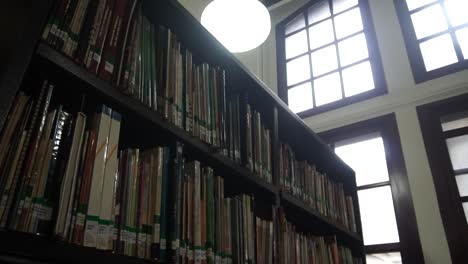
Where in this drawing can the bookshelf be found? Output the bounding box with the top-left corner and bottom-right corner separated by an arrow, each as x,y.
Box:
0,0 -> 364,263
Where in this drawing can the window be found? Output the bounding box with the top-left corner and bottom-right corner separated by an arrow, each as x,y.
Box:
418,95 -> 468,262
276,0 -> 386,117
395,0 -> 468,83
319,114 -> 424,263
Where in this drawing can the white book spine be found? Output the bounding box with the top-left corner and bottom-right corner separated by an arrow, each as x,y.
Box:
97,111 -> 121,250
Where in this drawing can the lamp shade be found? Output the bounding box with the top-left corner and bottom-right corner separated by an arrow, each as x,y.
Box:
201,0 -> 271,53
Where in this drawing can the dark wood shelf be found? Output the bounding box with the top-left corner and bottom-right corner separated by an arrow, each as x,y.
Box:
280,191 -> 362,243
35,43 -> 278,200
0,230 -> 158,264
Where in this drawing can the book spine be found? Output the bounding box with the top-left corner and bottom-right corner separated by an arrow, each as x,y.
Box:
83,0 -> 107,67
98,0 -> 129,81
159,146 -> 171,261
87,0 -> 115,74
169,142 -> 184,263
83,106 -> 112,248
97,110 -> 121,250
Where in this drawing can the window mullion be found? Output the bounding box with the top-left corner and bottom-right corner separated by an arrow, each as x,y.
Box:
304,10 -> 316,108
440,0 -> 465,62
330,1 -> 346,99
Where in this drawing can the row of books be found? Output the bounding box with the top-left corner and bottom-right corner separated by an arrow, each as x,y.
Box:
279,209 -> 362,264
244,102 -> 272,183
0,83 -> 275,262
279,143 -> 357,233
40,0 -> 250,171
0,80 -> 125,243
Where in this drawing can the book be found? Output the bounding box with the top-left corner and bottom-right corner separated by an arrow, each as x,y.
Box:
83,105 -> 112,248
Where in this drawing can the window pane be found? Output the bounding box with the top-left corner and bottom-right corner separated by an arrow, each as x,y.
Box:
367,252 -> 402,264
445,0 -> 468,27
420,34 -> 458,71
405,0 -> 437,11
334,7 -> 363,39
446,134 -> 468,171
308,1 -> 331,24
338,33 -> 369,67
410,4 -> 448,40
335,136 -> 390,186
286,55 -> 311,86
288,82 -> 313,113
358,186 -> 400,245
311,45 -> 338,76
455,27 -> 468,60
441,112 -> 468,131
286,13 -> 306,35
342,60 -> 375,97
308,19 -> 335,50
314,72 -> 343,106
463,202 -> 468,224
285,30 -> 308,59
333,0 -> 358,14
455,174 -> 468,197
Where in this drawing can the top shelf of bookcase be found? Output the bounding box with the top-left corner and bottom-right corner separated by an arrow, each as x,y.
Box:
142,0 -> 355,185
35,43 -> 279,201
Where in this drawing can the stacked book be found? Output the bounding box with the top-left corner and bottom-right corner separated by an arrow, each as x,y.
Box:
279,143 -> 357,233
279,209 -> 361,264
40,0 -> 242,164
244,100 -> 272,183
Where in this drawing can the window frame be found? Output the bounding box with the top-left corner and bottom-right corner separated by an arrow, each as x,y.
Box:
276,0 -> 387,118
417,93 -> 468,263
394,0 -> 468,83
319,113 -> 424,263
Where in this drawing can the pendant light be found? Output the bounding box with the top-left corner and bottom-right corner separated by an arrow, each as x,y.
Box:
201,0 -> 271,53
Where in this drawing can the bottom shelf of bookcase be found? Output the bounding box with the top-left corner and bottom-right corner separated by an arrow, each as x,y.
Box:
0,230 -> 158,264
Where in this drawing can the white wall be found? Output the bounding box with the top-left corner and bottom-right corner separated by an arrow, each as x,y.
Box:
177,0 -> 468,263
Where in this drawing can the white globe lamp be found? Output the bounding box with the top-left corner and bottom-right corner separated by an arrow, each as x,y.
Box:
201,0 -> 271,53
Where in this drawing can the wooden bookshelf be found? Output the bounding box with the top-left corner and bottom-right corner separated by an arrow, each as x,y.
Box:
0,0 -> 364,263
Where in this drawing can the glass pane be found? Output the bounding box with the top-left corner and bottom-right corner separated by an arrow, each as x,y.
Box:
335,136 -> 390,186
455,174 -> 468,197
463,202 -> 468,224
308,1 -> 331,24
358,186 -> 400,245
445,0 -> 468,27
342,60 -> 375,97
286,55 -> 311,86
333,0 -> 359,14
338,33 -> 369,67
285,30 -> 308,59
455,27 -> 468,60
441,112 -> 468,131
334,7 -> 363,39
308,19 -> 335,50
405,0 -> 437,11
367,252 -> 402,264
313,72 -> 343,106
286,13 -> 306,35
410,4 -> 448,40
446,134 -> 468,171
311,45 -> 338,76
288,82 -> 313,113
420,34 -> 458,71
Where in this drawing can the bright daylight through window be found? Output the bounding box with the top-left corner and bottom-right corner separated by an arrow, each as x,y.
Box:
403,0 -> 468,72
283,0 -> 377,114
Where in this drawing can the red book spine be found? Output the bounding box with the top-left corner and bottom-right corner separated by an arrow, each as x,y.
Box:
87,0 -> 116,74
98,0 -> 130,81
